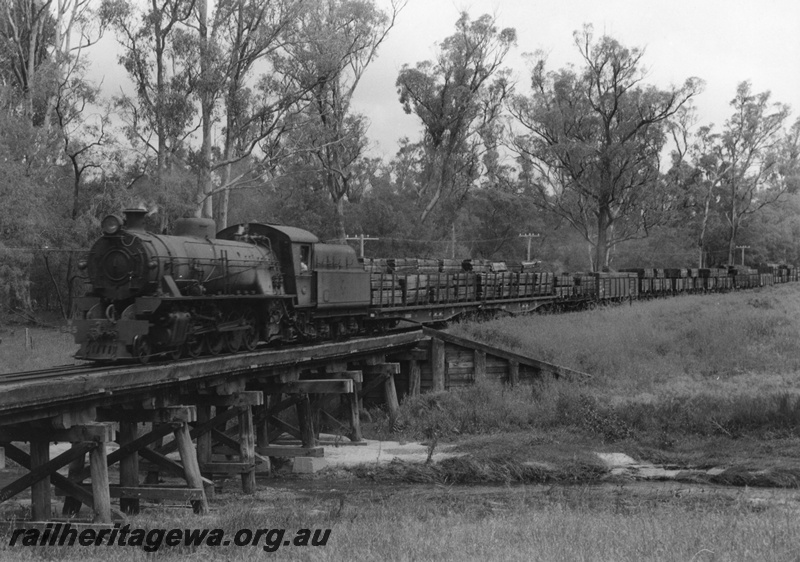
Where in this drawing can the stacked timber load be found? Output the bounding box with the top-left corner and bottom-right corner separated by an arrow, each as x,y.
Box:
758,265 -> 776,286
416,258 -> 440,273
776,264 -> 795,283
664,268 -> 688,278
388,258 -> 417,272
664,269 -> 685,292
717,270 -> 733,290
620,268 -> 645,277
463,259 -> 491,273
684,269 -> 699,291
621,268 -> 653,294
428,273 -> 457,303
623,271 -> 640,298
439,259 -> 464,273
478,271 -> 515,299
517,271 -> 554,297
572,273 -> 596,298
699,268 -> 716,291
400,274 -> 430,305
538,271 -> 555,296
517,271 -> 534,297
361,258 -> 390,273
453,272 -> 478,301
592,272 -> 638,299
555,273 -> 574,298
370,272 -> 403,306
731,267 -> 760,289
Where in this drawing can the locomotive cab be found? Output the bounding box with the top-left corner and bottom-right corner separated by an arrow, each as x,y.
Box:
217,223 -> 370,310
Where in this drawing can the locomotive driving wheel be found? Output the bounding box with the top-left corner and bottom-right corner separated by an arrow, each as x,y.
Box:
186,334 -> 204,358
224,312 -> 244,353
206,331 -> 224,355
241,312 -> 259,351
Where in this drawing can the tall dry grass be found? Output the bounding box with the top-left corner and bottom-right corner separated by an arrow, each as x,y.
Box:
451,284 -> 800,399
0,326 -> 82,374
1,489 -> 797,561
365,284 -> 800,474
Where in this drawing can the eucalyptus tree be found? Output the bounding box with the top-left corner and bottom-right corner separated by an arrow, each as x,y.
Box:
100,0 -> 197,222
209,0 -> 307,227
510,25 -> 702,270
0,0 -> 55,122
395,12 -> 516,225
0,0 -> 106,316
698,82 -> 798,264
275,0 -> 403,241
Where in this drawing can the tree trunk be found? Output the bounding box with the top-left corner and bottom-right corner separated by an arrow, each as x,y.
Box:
197,0 -> 213,219
728,223 -> 737,265
698,193 -> 711,268
727,175 -> 738,264
594,205 -> 611,272
333,194 -> 346,243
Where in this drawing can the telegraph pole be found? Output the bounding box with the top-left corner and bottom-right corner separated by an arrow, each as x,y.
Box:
735,245 -> 750,266
345,234 -> 379,258
519,233 -> 540,261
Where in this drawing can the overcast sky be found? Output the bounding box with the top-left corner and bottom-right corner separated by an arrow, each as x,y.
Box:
353,0 -> 800,158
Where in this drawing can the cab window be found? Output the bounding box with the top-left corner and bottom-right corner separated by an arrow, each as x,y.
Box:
299,245 -> 310,273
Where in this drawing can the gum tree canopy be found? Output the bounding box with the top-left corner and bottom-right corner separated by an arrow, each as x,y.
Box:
511,25 -> 702,270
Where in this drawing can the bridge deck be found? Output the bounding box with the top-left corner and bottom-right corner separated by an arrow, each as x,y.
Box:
0,330 -> 425,426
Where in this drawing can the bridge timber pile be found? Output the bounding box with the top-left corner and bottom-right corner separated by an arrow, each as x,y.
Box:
0,328 -> 585,523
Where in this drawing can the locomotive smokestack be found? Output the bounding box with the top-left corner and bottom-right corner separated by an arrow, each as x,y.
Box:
123,208 -> 148,231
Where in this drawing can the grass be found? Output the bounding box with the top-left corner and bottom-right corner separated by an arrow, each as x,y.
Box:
0,325 -> 81,374
357,284 -> 800,487
450,284 -> 800,398
0,486 -> 798,561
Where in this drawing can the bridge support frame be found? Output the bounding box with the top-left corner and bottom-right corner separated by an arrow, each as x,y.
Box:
0,423 -> 118,522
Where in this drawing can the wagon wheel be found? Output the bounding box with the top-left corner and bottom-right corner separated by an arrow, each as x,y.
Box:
206,330 -> 224,355
241,312 -> 259,351
186,334 -> 204,358
132,335 -> 152,365
224,312 -> 244,353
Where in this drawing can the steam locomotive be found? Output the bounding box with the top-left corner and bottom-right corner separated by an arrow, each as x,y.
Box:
72,208 -> 797,364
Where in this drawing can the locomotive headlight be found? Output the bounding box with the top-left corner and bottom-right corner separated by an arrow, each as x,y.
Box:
101,215 -> 123,235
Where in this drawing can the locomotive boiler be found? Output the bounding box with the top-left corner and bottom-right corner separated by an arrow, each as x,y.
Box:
74,209 -> 287,362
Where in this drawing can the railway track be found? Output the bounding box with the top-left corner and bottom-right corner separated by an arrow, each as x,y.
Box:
0,327 -> 426,385
0,363 -> 112,383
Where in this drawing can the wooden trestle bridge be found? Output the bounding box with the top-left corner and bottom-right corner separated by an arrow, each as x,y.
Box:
0,327 -> 586,523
